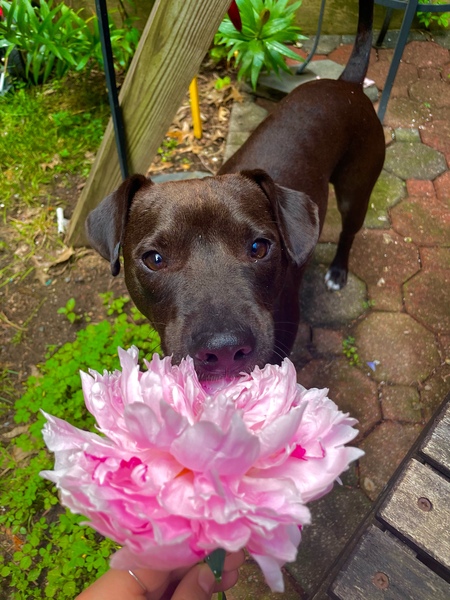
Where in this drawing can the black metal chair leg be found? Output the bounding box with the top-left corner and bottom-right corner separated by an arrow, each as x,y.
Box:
95,0 -> 129,179
376,7 -> 394,46
377,0 -> 419,123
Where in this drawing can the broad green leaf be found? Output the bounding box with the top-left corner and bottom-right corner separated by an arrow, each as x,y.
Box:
205,548 -> 226,582
32,50 -> 43,84
214,0 -> 304,88
76,53 -> 91,71
24,0 -> 40,31
43,53 -> 56,84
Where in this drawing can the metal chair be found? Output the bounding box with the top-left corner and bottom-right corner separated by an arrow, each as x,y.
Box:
375,0 -> 450,122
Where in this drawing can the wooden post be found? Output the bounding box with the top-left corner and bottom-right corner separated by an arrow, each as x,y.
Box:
66,0 -> 231,247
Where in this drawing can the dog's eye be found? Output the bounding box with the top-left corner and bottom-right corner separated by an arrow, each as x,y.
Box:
142,251 -> 167,271
250,239 -> 271,260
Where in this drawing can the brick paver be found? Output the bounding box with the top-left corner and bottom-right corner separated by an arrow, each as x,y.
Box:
359,421 -> 422,500
404,270 -> 450,333
297,358 -> 381,437
384,97 -> 433,128
410,79 -> 450,108
385,141 -> 447,180
390,196 -> 450,245
434,171 -> 450,205
364,170 -> 405,228
349,229 -> 420,311
354,312 -> 440,385
380,385 -> 422,422
402,40 -> 450,68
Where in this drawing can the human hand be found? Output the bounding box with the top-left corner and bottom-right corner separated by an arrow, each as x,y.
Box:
76,549 -> 245,600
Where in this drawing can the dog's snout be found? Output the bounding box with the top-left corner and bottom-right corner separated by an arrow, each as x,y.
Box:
192,330 -> 255,377
198,343 -> 252,365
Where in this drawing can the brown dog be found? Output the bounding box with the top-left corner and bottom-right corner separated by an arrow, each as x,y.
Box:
86,0 -> 385,381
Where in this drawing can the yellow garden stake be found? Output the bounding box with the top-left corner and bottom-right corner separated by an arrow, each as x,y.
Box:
189,76 -> 202,139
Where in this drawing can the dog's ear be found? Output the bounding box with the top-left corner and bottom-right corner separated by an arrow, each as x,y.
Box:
85,174 -> 151,276
241,169 -> 320,267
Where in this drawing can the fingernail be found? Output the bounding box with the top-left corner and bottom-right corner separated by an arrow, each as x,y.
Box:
198,565 -> 216,594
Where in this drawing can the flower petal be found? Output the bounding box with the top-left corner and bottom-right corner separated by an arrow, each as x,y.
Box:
171,413 -> 260,477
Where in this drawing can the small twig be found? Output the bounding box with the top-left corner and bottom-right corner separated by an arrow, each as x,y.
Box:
0,312 -> 27,331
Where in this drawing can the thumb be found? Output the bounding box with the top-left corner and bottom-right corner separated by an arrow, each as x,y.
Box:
171,563 -> 216,600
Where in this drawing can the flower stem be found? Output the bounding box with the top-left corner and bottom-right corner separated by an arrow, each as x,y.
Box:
205,548 -> 227,599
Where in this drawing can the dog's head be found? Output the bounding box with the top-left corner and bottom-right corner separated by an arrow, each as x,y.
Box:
86,170 -> 319,380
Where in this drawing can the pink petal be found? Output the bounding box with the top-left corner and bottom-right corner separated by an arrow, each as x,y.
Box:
257,405 -> 305,461
248,524 -> 302,592
110,540 -> 202,571
122,402 -> 162,448
171,413 -> 260,478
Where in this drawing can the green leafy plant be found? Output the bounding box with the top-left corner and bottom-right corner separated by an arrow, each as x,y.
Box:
99,291 -> 131,315
417,1 -> 450,28
362,299 -> 376,310
157,137 -> 179,162
57,297 -> 81,324
342,336 -> 361,367
0,0 -> 140,85
78,8 -> 141,72
0,0 -> 89,84
214,75 -> 231,90
213,0 -> 306,89
1,295 -> 161,598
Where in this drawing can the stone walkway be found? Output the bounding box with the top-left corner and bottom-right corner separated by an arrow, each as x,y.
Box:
223,34 -> 450,599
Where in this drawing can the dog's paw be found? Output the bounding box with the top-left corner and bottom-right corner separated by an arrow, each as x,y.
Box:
325,268 -> 347,291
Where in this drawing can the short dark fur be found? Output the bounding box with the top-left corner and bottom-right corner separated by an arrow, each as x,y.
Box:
86,0 -> 385,380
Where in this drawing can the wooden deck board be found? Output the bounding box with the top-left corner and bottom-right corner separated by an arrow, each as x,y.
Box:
331,525 -> 450,600
420,402 -> 450,476
309,392 -> 450,599
379,459 -> 450,570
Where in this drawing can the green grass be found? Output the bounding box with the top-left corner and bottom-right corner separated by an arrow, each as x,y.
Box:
0,295 -> 161,599
0,73 -> 110,290
0,74 -> 109,211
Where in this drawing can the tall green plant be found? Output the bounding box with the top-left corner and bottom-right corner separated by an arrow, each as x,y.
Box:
0,0 -> 87,84
79,9 -> 141,71
213,0 -> 306,89
0,0 -> 140,85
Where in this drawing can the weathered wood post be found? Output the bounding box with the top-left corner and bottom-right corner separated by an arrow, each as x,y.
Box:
66,0 -> 231,246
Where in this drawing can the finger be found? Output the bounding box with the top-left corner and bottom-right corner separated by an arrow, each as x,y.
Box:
134,566 -> 190,600
223,549 -> 246,573
171,563 -> 216,600
76,569 -> 150,600
214,568 -> 240,592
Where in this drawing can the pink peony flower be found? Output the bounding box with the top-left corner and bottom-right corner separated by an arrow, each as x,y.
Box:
40,347 -> 363,592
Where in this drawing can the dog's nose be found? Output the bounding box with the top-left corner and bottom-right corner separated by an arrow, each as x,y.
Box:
192,330 -> 255,377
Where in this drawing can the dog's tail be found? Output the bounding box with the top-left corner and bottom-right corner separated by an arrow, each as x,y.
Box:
339,0 -> 374,84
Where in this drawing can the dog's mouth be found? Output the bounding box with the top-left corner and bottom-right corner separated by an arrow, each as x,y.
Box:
200,375 -> 242,395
